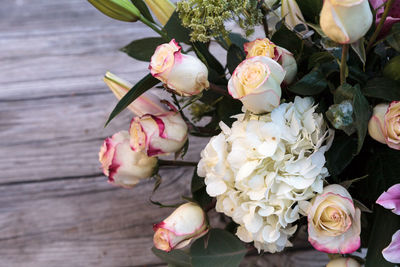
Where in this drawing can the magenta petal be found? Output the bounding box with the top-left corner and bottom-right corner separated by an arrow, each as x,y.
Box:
376,184 -> 400,215
383,229 -> 400,263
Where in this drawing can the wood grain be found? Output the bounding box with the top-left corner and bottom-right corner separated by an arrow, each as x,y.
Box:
0,0 -> 329,266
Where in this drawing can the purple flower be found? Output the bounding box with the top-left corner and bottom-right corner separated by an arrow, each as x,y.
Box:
376,184 -> 400,263
369,0 -> 400,37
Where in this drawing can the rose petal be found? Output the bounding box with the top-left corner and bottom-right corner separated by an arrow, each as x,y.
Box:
382,229 -> 400,263
376,183 -> 400,215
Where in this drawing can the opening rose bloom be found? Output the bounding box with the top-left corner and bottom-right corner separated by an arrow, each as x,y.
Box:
244,38 -> 297,84
99,131 -> 157,188
153,202 -> 209,252
149,39 -> 209,96
326,257 -> 361,267
320,0 -> 373,44
368,101 -> 400,150
228,56 -> 285,114
129,110 -> 188,157
376,184 -> 400,263
301,184 -> 361,254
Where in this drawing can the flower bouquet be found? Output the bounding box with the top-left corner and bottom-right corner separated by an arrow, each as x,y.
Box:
89,0 -> 400,266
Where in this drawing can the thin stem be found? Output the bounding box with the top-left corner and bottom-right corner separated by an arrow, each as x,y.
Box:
366,0 -> 395,53
340,44 -> 349,85
140,15 -> 169,40
209,83 -> 230,97
261,6 -> 269,38
158,159 -> 198,167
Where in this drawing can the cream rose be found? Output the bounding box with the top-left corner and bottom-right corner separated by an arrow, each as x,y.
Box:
368,101 -> 400,150
99,131 -> 158,188
326,257 -> 361,267
149,39 -> 209,96
153,202 -> 209,251
244,38 -> 297,84
228,56 -> 285,114
320,0 -> 373,44
129,111 -> 188,156
301,184 -> 361,254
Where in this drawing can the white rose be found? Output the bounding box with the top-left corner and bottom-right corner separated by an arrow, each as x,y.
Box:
228,56 -> 286,114
150,39 -> 209,96
98,131 -> 157,188
320,0 -> 373,44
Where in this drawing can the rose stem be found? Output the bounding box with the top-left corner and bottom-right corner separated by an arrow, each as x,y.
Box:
158,159 -> 198,167
209,83 -> 230,97
340,44 -> 349,85
261,6 -> 269,38
366,0 -> 395,53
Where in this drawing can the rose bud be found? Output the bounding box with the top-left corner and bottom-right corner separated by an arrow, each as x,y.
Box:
302,184 -> 361,254
368,102 -> 400,150
149,39 -> 209,96
153,202 -> 209,252
326,257 -> 361,267
129,111 -> 188,157
99,131 -> 157,188
144,0 -> 175,26
103,72 -> 167,117
244,38 -> 297,84
228,56 -> 285,114
88,0 -> 141,22
320,0 -> 373,44
281,0 -> 308,32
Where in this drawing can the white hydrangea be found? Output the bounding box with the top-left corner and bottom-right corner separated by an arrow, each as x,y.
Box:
197,97 -> 334,252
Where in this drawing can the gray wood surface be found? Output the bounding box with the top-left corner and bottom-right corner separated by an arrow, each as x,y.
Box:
0,0 -> 329,266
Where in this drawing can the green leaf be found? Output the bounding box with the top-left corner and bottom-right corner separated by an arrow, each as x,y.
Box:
191,168 -> 212,209
325,135 -> 357,176
383,55 -> 400,81
152,247 -> 192,267
192,42 -> 225,75
271,25 -> 302,56
351,38 -> 366,65
297,0 -> 323,24
164,11 -> 191,43
363,77 -> 400,101
227,44 -> 245,74
308,52 -> 335,70
130,0 -> 154,23
352,85 -> 370,153
105,74 -> 159,126
120,37 -> 165,62
228,33 -> 248,50
386,23 -> 400,52
365,206 -> 400,267
288,70 -> 327,95
191,229 -> 247,267
333,84 -> 370,154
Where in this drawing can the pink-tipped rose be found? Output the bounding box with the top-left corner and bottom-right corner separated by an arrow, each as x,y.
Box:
376,184 -> 400,264
149,39 -> 209,96
368,101 -> 400,150
104,72 -> 167,117
129,110 -> 188,157
370,0 -> 400,38
244,38 -> 297,84
99,131 -> 157,188
153,202 -> 209,252
304,184 -> 361,254
228,56 -> 285,114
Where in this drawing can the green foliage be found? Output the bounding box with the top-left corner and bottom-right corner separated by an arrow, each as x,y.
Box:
297,0 -> 323,24
271,24 -> 302,57
164,11 -> 191,43
152,247 -> 192,267
120,37 -> 165,61
325,134 -> 357,177
227,44 -> 245,74
383,55 -> 400,81
363,77 -> 400,101
191,168 -> 212,209
190,229 -> 247,267
105,74 -> 159,126
386,23 -> 400,52
130,0 -> 154,23
288,70 -> 327,95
